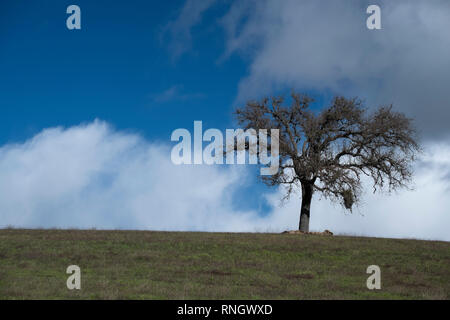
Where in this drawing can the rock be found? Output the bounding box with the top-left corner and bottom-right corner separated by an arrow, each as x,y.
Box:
281,230 -> 333,236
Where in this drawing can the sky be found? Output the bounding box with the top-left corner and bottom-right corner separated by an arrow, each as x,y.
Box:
0,0 -> 449,240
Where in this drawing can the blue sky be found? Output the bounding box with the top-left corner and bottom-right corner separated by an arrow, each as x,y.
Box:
0,0 -> 246,144
0,0 -> 449,239
0,0 -> 275,222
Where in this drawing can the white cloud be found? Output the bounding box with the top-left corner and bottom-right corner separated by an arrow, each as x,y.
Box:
151,84 -> 205,103
0,121 -> 448,241
0,121 -> 258,231
162,0 -> 217,60
219,0 -> 450,139
263,153 -> 450,241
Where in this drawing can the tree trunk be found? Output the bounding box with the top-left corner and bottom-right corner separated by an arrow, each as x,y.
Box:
299,182 -> 313,232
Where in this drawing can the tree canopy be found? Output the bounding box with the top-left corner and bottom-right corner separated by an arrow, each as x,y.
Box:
235,93 -> 420,231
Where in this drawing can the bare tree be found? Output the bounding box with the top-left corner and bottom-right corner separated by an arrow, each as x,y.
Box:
235,92 -> 420,232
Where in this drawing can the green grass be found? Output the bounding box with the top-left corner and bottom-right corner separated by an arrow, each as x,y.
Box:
0,229 -> 448,299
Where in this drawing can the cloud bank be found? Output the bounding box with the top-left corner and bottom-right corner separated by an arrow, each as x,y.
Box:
0,121 -> 257,231
218,0 -> 450,140
0,121 -> 448,241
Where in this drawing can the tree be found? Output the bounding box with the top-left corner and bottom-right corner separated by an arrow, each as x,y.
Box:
235,93 -> 420,232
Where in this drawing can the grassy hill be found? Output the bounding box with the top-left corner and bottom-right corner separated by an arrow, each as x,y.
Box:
0,229 -> 448,299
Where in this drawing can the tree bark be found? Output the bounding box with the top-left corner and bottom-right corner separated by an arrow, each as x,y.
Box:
299,182 -> 313,232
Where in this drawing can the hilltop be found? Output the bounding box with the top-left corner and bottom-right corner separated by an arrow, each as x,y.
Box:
0,229 -> 448,299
